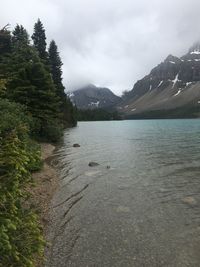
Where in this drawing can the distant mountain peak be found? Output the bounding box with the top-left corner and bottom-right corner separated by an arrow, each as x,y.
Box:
67,84 -> 121,110
165,54 -> 179,61
189,41 -> 200,54
118,41 -> 200,118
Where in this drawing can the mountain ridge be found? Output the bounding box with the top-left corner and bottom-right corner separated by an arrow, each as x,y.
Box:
67,84 -> 121,110
117,42 -> 200,118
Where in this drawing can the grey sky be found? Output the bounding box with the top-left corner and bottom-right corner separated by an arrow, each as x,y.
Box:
2,0 -> 200,95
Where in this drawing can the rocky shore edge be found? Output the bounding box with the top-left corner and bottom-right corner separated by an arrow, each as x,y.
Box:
30,143 -> 58,266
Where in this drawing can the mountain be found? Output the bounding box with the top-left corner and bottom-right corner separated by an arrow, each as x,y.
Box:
67,84 -> 121,110
118,42 -> 200,118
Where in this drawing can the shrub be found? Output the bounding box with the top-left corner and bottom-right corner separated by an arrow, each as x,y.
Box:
39,119 -> 63,143
0,99 -> 44,266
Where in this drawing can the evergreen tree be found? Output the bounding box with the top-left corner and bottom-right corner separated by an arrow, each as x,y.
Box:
6,44 -> 62,141
0,25 -> 11,55
12,24 -> 29,46
48,39 -> 77,126
48,40 -> 63,90
31,19 -> 47,60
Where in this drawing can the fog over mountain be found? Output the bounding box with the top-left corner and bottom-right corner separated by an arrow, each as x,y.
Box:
2,0 -> 200,94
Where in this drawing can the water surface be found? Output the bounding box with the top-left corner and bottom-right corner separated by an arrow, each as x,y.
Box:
47,120 -> 200,267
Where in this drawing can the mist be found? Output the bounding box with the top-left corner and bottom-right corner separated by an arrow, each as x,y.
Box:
2,0 -> 200,95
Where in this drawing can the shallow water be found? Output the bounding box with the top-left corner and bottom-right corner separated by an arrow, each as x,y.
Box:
46,120 -> 200,267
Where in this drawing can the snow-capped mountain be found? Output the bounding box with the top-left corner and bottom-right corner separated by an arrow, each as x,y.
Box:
67,84 -> 121,110
118,42 -> 200,118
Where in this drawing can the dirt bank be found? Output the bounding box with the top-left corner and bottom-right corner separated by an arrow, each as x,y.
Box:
31,143 -> 57,229
30,143 -> 58,266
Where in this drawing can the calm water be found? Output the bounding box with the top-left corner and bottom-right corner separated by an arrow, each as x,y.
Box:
46,120 -> 200,267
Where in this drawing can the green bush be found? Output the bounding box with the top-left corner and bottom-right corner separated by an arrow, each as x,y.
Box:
0,99 -> 44,266
39,119 -> 63,143
25,140 -> 42,172
0,99 -> 31,137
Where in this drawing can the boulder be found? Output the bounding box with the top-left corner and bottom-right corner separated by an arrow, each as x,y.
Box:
88,162 -> 99,167
73,143 -> 80,147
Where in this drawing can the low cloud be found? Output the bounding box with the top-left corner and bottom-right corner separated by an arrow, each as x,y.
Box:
2,0 -> 200,95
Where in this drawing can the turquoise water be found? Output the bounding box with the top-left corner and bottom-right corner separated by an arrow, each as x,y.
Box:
47,120 -> 200,267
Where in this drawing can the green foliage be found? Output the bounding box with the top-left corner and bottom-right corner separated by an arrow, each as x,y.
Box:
48,39 -> 77,127
48,40 -> 63,88
4,43 -> 63,142
40,119 -> 63,143
0,25 -> 11,55
0,99 -> 31,137
0,101 -> 44,267
0,18 -> 78,265
25,140 -> 42,172
12,24 -> 29,47
32,19 -> 47,61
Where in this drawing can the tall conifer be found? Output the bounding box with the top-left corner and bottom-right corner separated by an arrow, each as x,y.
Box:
32,19 -> 47,60
48,40 -> 63,89
48,40 -> 77,126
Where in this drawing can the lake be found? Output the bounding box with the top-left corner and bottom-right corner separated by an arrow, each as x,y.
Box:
46,120 -> 200,267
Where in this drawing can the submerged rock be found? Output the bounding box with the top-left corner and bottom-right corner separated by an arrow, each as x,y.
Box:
116,205 -> 131,213
88,162 -> 99,167
73,143 -> 80,147
182,196 -> 197,205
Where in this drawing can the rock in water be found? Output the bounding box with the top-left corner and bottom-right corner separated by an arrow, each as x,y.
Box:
88,162 -> 99,167
182,196 -> 197,205
73,143 -> 80,147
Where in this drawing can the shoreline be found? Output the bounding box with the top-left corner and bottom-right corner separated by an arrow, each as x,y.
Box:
30,143 -> 58,266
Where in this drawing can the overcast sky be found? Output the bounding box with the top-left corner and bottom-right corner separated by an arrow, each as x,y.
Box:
2,0 -> 200,95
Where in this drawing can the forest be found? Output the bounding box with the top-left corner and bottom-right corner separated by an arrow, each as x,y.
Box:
0,20 -> 77,266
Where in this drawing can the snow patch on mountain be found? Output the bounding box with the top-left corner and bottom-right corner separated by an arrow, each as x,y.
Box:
190,50 -> 200,55
186,82 -> 192,87
172,74 -> 181,88
157,81 -> 163,88
173,89 -> 182,97
88,101 -> 100,107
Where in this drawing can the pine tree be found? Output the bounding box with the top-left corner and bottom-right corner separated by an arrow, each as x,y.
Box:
6,44 -> 62,141
31,19 -> 47,60
48,40 -> 63,90
12,24 -> 29,46
0,25 -> 11,55
48,40 -> 77,126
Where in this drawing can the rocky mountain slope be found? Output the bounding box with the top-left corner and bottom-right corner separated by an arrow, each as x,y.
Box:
118,42 -> 200,118
68,84 -> 121,110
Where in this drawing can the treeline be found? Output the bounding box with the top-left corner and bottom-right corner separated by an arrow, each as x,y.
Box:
0,20 -> 77,141
125,104 -> 200,120
77,109 -> 121,121
0,20 -> 77,266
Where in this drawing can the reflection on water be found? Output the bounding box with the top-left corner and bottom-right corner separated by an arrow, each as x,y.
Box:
46,120 -> 200,267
